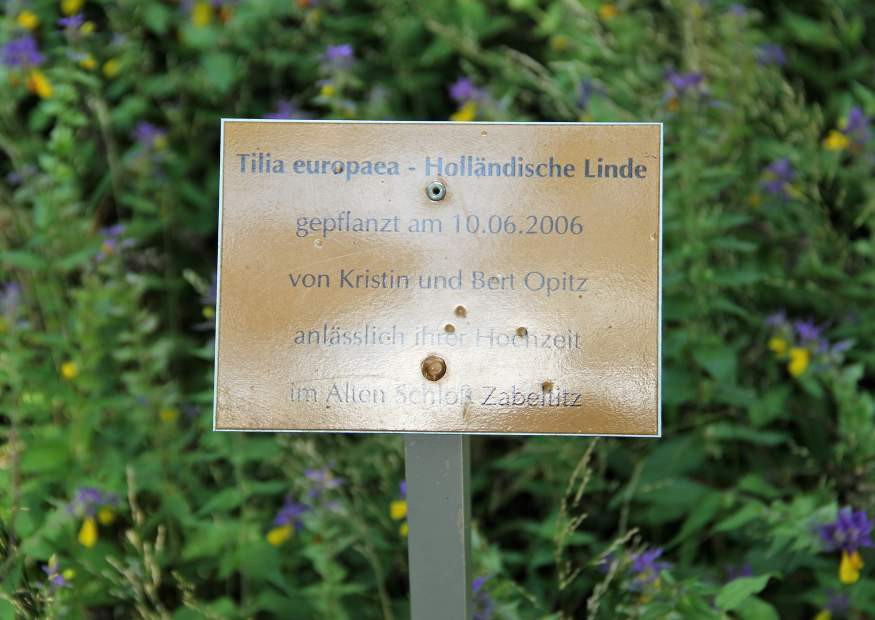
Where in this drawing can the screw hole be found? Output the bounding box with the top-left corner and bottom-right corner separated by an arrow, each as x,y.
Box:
454,305 -> 467,318
516,326 -> 528,337
541,380 -> 554,392
444,324 -> 455,334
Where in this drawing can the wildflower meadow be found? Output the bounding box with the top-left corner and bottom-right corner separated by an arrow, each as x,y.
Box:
2,1 -> 875,618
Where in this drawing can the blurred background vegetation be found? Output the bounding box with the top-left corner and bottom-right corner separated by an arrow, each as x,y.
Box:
2,0 -> 875,618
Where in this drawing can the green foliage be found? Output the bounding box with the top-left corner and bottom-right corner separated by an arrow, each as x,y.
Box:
2,0 -> 875,618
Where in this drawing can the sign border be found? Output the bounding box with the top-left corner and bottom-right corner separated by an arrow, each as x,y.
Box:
212,120 -> 663,438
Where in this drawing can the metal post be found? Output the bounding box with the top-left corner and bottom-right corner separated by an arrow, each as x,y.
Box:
404,434 -> 472,620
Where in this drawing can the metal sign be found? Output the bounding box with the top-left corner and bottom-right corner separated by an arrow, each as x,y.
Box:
214,120 -> 662,436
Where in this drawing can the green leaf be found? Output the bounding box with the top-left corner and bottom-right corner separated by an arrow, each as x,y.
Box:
144,4 -> 172,34
713,501 -> 764,534
202,52 -> 236,94
668,491 -> 723,547
781,10 -> 838,49
692,345 -> 737,384
196,488 -> 242,516
705,423 -> 787,446
20,439 -> 70,474
1,250 -> 46,270
715,575 -> 771,611
736,596 -> 780,620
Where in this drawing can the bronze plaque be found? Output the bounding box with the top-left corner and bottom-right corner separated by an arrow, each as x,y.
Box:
214,121 -> 662,436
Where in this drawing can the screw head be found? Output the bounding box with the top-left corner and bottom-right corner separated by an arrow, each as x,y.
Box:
426,180 -> 446,201
421,355 -> 447,381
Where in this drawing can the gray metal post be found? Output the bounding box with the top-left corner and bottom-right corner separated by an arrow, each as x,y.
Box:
404,434 -> 472,620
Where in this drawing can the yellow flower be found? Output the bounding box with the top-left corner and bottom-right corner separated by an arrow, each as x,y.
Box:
62,568 -> 76,580
202,306 -> 215,319
320,83 -> 336,97
17,10 -> 40,30
78,516 -> 97,547
62,0 -> 85,15
839,549 -> 864,584
823,130 -> 850,151
266,525 -> 293,546
79,54 -> 97,71
450,101 -> 477,122
153,134 -> 168,150
787,347 -> 810,377
61,361 -> 79,380
667,97 -> 680,112
390,499 -> 407,520
399,521 -> 409,537
813,612 -> 831,620
768,336 -> 788,357
192,1 -> 213,27
80,21 -> 95,35
160,407 -> 180,423
550,35 -> 569,52
598,4 -> 619,20
747,193 -> 762,208
27,70 -> 52,99
97,506 -> 116,525
103,58 -> 120,78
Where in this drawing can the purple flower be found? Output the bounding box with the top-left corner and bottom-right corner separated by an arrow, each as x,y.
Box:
830,339 -> 853,355
757,43 -> 786,67
202,271 -> 217,307
69,487 -> 117,517
1,282 -> 21,319
761,158 -> 795,198
472,576 -> 495,620
818,507 -> 873,554
597,551 -> 616,574
132,121 -> 166,150
265,100 -> 308,120
324,43 -> 354,66
2,35 -> 45,68
5,164 -> 36,187
97,224 -> 133,261
724,562 -> 753,582
793,319 -> 823,343
273,497 -> 310,529
825,590 -> 850,616
765,310 -> 787,328
843,106 -> 870,145
304,467 -> 344,500
400,479 -> 407,499
58,14 -> 85,30
666,70 -> 705,94
42,562 -> 71,591
664,70 -> 707,107
449,77 -> 485,104
577,80 -> 596,110
726,4 -> 748,17
629,548 -> 671,589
